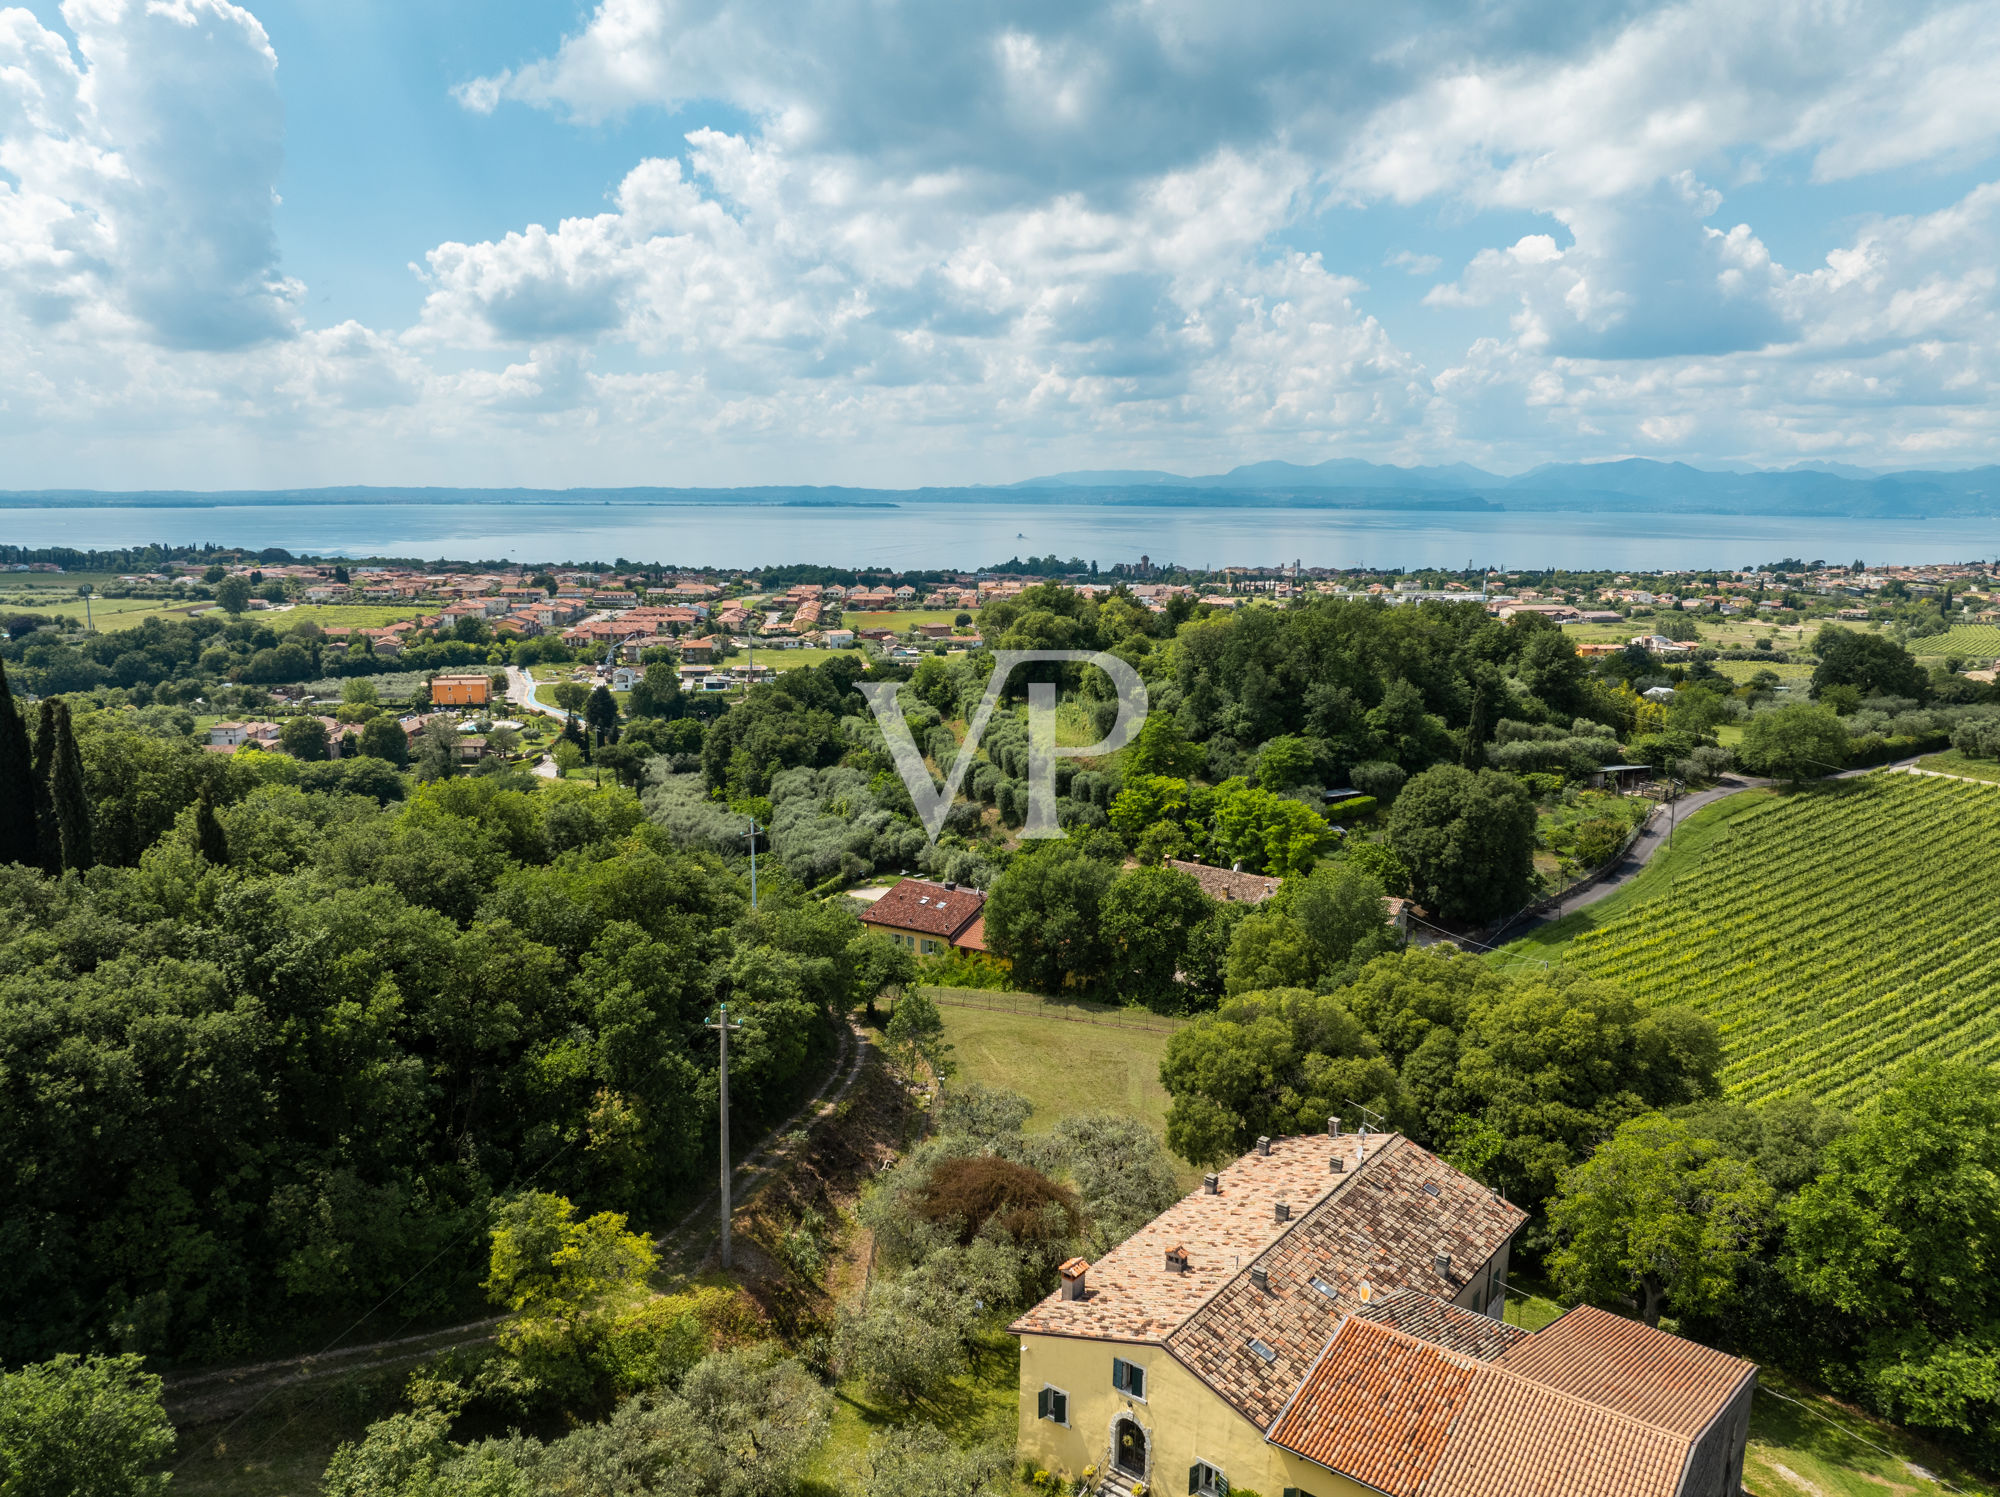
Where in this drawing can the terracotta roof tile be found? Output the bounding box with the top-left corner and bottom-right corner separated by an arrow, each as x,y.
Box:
1492,1304 -> 1756,1437
1353,1288 -> 1531,1361
1009,1132 -> 1526,1412
1009,1133 -> 1349,1344
1164,1135 -> 1527,1424
1166,859 -> 1281,904
1418,1363 -> 1691,1497
1272,1317 -> 1710,1497
856,878 -> 986,940
1267,1318 -> 1474,1497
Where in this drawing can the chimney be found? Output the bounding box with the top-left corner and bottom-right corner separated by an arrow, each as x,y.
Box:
1059,1257 -> 1090,1300
945,881 -> 958,891
1328,1116 -> 1341,1138
1203,1173 -> 1220,1194
1249,1265 -> 1270,1292
1165,1245 -> 1189,1274
1329,1156 -> 1345,1173
1274,1201 -> 1290,1222
1256,1135 -> 1271,1156
1433,1253 -> 1452,1278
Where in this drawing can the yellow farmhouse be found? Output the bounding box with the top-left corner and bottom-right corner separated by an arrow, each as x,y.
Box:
1011,1126 -> 1756,1497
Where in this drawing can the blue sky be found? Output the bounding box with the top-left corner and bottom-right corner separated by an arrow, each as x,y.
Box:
1,0 -> 1998,489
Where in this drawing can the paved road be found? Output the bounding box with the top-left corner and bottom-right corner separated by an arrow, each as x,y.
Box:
1488,774 -> 1771,946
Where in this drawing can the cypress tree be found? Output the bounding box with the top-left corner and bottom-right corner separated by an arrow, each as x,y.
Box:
0,659 -> 38,866
1460,668 -> 1499,770
194,787 -> 229,866
49,700 -> 93,872
30,699 -> 61,874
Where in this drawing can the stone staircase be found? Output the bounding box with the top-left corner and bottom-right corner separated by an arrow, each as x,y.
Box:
1096,1467 -> 1146,1497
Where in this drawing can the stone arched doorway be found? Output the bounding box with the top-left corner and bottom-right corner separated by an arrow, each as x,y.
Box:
1112,1416 -> 1148,1481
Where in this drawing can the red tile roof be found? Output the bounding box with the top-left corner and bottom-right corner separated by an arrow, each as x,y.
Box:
1272,1314 -> 1732,1497
1418,1361 -> 1692,1497
1164,1135 -> 1527,1424
1267,1318 -> 1473,1496
856,877 -> 986,940
1491,1304 -> 1756,1437
1166,858 -> 1281,904
1010,1133 -> 1526,1414
1353,1287 -> 1531,1361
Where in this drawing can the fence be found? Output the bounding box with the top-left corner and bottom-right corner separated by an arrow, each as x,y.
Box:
912,986 -> 1188,1036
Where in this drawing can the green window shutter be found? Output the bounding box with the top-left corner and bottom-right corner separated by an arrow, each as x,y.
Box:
1131,1364 -> 1144,1398
1189,1467 -> 1201,1495
1111,1358 -> 1123,1390
1038,1388 -> 1051,1419
1053,1391 -> 1067,1424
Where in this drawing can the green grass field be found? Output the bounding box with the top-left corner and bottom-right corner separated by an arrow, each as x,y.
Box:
753,646 -> 868,672
1917,750 -> 2000,783
1710,659 -> 1813,683
1547,773 -> 2000,1104
271,603 -> 434,628
928,991 -> 1182,1138
1908,623 -> 2000,657
843,609 -> 965,631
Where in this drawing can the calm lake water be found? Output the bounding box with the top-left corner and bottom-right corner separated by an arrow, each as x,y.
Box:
2,500 -> 1995,570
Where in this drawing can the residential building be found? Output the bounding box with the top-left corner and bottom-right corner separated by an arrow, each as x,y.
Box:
430,673 -> 492,707
1166,859 -> 1281,905
855,876 -> 988,955
1013,1130 -> 1755,1497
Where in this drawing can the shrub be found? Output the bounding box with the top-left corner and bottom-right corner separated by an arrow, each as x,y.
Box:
916,1157 -> 1079,1247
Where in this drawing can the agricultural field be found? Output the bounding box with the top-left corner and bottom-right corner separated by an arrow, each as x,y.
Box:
1558,772 -> 2000,1105
1907,623 -> 2000,657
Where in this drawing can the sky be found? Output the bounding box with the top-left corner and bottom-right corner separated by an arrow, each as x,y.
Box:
2,0 -> 2000,490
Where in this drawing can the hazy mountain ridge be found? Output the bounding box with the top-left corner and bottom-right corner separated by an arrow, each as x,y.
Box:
3,458 -> 1998,516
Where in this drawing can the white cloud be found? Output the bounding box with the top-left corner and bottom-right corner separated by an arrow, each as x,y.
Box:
2,0 -> 2000,485
0,0 -> 299,352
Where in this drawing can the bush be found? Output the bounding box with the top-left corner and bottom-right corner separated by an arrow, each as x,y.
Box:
916,1157 -> 1079,1248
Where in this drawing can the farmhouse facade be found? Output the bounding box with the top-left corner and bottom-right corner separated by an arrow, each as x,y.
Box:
1012,1130 -> 1754,1497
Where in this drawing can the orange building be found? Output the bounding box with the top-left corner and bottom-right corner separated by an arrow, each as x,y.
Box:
430,672 -> 492,706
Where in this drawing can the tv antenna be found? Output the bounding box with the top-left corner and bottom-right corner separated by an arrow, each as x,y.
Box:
1345,1099 -> 1389,1136
706,1003 -> 745,1268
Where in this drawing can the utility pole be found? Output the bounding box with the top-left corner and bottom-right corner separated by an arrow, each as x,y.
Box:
706,1003 -> 744,1269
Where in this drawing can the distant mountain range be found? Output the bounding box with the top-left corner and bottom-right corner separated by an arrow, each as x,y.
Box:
1005,458 -> 2000,517
3,457 -> 1999,516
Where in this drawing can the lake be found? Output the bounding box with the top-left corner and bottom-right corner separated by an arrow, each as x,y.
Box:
2,499 -> 1996,570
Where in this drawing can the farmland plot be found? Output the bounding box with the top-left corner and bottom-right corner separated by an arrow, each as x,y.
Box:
1564,772 -> 2000,1105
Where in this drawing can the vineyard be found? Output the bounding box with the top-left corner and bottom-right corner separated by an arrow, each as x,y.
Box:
1908,623 -> 2000,657
1559,771 -> 2000,1105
